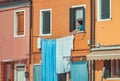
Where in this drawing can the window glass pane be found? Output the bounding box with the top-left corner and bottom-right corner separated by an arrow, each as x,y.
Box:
75,7 -> 85,31
75,9 -> 83,26
41,11 -> 50,34
101,0 -> 110,19
104,60 -> 111,78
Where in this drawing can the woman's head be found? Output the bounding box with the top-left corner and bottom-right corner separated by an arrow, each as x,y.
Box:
77,19 -> 83,25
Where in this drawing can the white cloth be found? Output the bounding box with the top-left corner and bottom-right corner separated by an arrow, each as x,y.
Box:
56,35 -> 74,74
37,38 -> 41,48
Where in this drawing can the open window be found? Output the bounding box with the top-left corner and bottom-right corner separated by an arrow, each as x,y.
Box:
70,6 -> 85,32
14,10 -> 25,37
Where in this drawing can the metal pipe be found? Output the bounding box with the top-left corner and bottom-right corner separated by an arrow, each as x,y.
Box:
29,0 -> 32,64
90,0 -> 96,81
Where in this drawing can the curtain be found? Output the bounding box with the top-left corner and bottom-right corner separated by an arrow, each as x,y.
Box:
42,39 -> 58,81
71,61 -> 88,81
34,65 -> 42,81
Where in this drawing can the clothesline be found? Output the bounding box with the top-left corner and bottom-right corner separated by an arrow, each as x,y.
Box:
32,33 -> 76,39
63,56 -> 84,58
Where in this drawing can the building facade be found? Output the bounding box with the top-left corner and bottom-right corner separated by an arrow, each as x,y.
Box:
87,0 -> 120,81
31,0 -> 91,81
0,0 -> 31,81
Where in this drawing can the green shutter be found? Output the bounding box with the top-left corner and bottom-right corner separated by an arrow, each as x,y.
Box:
82,7 -> 85,31
104,60 -> 111,78
69,8 -> 75,32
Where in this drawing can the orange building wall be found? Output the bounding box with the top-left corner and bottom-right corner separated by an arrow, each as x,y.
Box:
94,1 -> 120,81
32,0 -> 91,63
95,0 -> 120,46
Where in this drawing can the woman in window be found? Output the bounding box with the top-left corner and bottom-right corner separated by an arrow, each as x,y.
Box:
72,19 -> 84,34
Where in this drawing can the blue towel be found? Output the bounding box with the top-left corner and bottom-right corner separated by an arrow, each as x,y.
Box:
71,61 -> 88,81
42,39 -> 58,81
34,65 -> 42,81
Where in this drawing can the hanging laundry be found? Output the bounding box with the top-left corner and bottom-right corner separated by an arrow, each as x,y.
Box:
37,38 -> 41,48
34,65 -> 42,81
71,61 -> 88,81
42,39 -> 58,81
56,35 -> 74,74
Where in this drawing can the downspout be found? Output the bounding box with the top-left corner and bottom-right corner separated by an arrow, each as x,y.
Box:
29,0 -> 32,64
90,0 -> 96,81
28,1 -> 32,81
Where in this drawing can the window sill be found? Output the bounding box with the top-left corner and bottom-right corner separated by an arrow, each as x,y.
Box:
107,78 -> 120,80
14,35 -> 25,38
40,34 -> 52,36
76,31 -> 86,34
98,18 -> 111,22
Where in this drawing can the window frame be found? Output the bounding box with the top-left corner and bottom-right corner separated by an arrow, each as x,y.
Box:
14,10 -> 25,37
40,9 -> 52,36
71,4 -> 86,32
98,0 -> 112,21
105,60 -> 120,80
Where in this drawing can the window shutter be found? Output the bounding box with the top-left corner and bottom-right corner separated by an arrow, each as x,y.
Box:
17,12 -> 24,35
104,60 -> 111,78
43,11 -> 50,34
19,12 -> 24,35
82,7 -> 85,31
69,8 -> 75,32
17,12 -> 20,35
101,0 -> 110,19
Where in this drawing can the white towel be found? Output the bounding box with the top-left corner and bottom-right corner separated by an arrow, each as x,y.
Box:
56,35 -> 74,74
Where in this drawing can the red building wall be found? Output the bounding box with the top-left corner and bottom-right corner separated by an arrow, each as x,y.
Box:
0,7 -> 30,61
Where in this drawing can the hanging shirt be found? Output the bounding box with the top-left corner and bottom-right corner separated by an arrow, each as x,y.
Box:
76,25 -> 84,31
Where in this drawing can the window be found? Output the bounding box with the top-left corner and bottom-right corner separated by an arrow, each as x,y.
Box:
98,0 -> 111,21
104,60 -> 120,79
40,9 -> 52,36
70,6 -> 85,32
14,64 -> 26,81
14,10 -> 25,37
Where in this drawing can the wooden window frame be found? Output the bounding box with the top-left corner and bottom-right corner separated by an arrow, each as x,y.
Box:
14,10 -> 25,37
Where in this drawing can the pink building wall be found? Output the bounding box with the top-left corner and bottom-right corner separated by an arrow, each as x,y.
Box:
0,7 -> 30,61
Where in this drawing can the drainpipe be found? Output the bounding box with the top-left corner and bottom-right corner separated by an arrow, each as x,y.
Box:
29,0 -> 32,64
90,0 -> 96,81
28,0 -> 32,81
